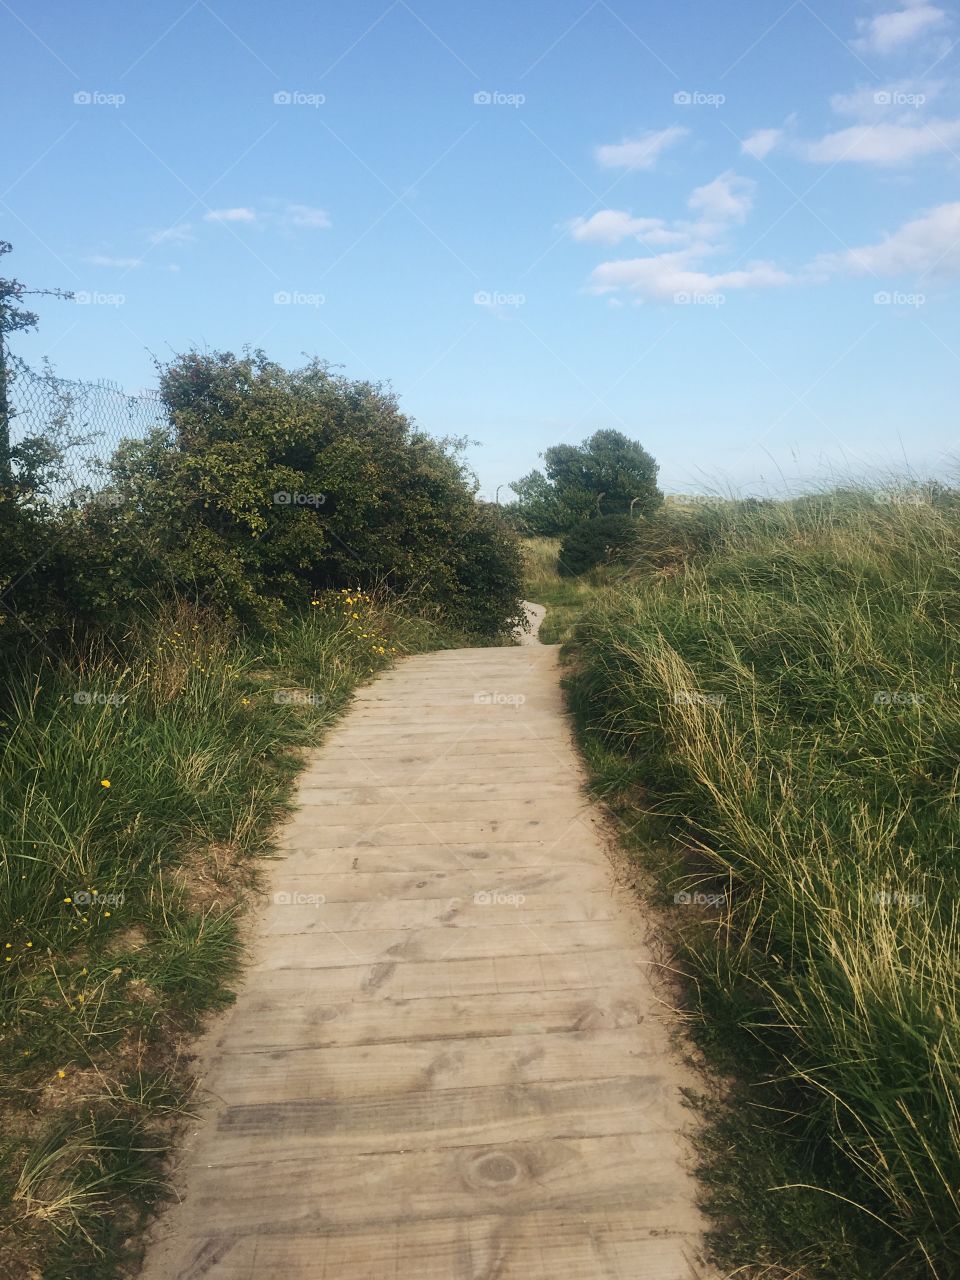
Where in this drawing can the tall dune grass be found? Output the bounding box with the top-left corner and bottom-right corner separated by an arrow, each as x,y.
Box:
566,488 -> 960,1278
0,588 -> 457,1277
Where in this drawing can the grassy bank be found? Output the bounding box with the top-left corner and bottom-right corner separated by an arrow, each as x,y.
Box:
0,588 -> 463,1278
521,537 -> 613,644
540,493 -> 960,1278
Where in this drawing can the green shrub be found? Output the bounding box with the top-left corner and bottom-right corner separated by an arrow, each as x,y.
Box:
557,513 -> 639,576
104,350 -> 524,636
0,350 -> 526,656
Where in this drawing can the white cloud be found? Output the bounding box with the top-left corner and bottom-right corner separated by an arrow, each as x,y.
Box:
811,201 -> 960,277
204,207 -> 257,223
201,203 -> 331,230
589,251 -> 792,300
149,224 -> 195,245
87,254 -> 141,268
803,118 -> 960,164
852,2 -> 948,56
571,171 -> 755,253
281,203 -> 331,230
595,125 -> 689,170
579,172 -> 776,300
688,171 -> 755,223
741,128 -> 784,160
569,211 -> 688,246
830,79 -> 940,118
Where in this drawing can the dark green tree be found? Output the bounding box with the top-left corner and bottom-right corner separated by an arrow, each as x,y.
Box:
512,429 -> 662,533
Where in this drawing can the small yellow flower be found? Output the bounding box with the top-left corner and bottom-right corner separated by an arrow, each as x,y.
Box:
57,1069 -> 66,1079
104,911 -> 111,918
64,896 -> 73,904
100,779 -> 111,788
25,941 -> 32,948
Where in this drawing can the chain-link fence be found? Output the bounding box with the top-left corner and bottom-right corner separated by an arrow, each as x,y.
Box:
5,355 -> 166,500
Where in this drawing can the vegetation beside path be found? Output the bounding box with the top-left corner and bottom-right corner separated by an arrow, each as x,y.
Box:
0,312 -> 525,1278
0,591 -> 469,1279
528,488 -> 960,1280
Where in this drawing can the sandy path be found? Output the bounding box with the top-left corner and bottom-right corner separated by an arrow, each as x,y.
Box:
138,608 -> 714,1279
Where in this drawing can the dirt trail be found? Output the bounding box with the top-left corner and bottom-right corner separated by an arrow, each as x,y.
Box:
138,604 -> 715,1279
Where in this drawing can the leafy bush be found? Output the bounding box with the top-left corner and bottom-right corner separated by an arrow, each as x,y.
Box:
103,351 -> 524,636
557,513 -> 639,576
0,350 -> 525,656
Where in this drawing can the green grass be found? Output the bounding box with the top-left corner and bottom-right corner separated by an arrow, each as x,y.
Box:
0,587 -> 463,1278
521,537 -> 615,643
560,489 -> 960,1279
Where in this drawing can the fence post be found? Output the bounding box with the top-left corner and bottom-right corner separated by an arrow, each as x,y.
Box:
0,328 -> 11,489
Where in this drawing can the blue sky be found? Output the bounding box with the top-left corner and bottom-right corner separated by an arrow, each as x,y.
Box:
3,0 -> 959,497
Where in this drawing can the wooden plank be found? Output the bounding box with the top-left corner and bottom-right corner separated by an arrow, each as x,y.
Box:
202,1029 -> 678,1104
217,984 -> 647,1050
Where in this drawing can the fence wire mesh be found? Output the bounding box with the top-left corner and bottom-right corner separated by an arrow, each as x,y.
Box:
5,355 -> 166,500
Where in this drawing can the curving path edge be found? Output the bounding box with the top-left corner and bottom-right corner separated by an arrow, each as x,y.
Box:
138,604 -> 715,1280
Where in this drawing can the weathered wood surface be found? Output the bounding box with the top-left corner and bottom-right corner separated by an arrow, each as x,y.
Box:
137,628 -> 715,1280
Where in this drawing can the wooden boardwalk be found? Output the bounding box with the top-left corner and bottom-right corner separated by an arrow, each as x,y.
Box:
139,634 -> 714,1279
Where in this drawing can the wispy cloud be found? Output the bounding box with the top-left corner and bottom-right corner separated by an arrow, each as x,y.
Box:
803,118 -> 960,165
580,171 -> 784,301
569,211 -> 689,247
595,125 -> 689,170
811,201 -> 960,278
200,202 -> 331,230
203,207 -> 257,223
748,82 -> 960,167
87,254 -> 142,268
589,252 -> 792,301
279,203 -> 331,230
741,127 -> 785,160
149,223 -> 196,245
688,171 -> 755,224
852,2 -> 948,56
